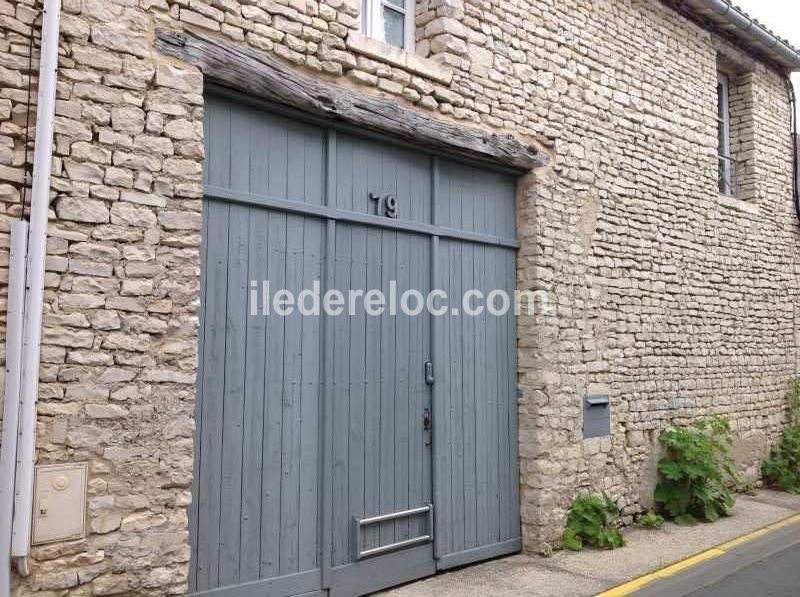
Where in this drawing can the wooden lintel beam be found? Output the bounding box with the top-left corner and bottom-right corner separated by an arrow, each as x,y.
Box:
155,29 -> 547,171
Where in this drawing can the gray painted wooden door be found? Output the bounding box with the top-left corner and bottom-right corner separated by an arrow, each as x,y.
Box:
432,163 -> 521,569
191,93 -> 519,597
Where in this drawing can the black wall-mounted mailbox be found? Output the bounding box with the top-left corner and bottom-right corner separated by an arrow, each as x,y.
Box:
583,394 -> 610,439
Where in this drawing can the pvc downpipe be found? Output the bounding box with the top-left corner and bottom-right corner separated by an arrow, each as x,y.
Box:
0,222 -> 29,595
11,0 -> 62,571
790,79 -> 799,225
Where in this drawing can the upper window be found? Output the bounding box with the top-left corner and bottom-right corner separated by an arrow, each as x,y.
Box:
361,0 -> 415,50
717,71 -> 734,196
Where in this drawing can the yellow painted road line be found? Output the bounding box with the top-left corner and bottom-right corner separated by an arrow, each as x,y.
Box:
649,549 -> 725,578
595,513 -> 800,597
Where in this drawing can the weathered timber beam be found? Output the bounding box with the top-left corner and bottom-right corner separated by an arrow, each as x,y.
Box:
155,29 -> 547,170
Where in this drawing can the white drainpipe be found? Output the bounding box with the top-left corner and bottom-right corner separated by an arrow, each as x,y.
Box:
8,0 -> 62,580
0,222 -> 29,594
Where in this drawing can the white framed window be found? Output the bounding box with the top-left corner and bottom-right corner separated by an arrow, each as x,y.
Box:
717,71 -> 734,196
361,0 -> 415,51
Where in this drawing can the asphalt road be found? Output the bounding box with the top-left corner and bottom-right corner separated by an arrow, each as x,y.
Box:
688,543 -> 800,597
634,518 -> 800,597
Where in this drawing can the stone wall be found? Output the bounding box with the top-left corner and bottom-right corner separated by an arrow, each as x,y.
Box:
0,0 -> 797,594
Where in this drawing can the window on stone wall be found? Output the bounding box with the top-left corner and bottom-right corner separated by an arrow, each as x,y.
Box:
361,0 -> 415,50
717,71 -> 734,195
716,64 -> 755,200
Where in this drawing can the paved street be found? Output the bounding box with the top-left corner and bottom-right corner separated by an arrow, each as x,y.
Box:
688,543 -> 800,597
377,491 -> 800,597
634,512 -> 800,597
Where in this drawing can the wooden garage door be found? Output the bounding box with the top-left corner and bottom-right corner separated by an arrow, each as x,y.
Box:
190,92 -> 520,596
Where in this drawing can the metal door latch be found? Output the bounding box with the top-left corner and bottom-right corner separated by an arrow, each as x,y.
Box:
423,408 -> 432,431
424,360 -> 434,385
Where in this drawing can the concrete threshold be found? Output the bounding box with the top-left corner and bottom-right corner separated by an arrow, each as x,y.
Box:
375,490 -> 800,597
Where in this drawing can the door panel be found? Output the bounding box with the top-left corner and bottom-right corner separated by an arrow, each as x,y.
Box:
334,133 -> 431,224
433,246 -> 520,567
192,201 -> 323,592
205,95 -> 325,205
327,223 -> 434,592
435,160 -> 516,238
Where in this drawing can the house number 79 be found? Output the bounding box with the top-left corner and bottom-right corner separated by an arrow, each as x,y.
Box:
369,192 -> 399,219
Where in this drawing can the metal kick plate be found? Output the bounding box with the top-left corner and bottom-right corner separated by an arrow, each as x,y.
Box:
32,462 -> 88,545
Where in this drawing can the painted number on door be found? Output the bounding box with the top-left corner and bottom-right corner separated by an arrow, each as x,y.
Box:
369,192 -> 399,219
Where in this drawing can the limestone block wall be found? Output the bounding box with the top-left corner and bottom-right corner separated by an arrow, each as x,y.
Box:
0,0 -> 796,594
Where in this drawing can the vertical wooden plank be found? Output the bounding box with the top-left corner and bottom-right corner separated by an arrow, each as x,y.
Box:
330,223 -> 352,566
336,136 -> 354,212
406,235 -> 421,540
299,218 -> 323,571
394,232 -> 411,542
463,166 -> 476,234
320,129 -> 336,587
195,201 -> 230,589
431,157 -> 440,226
420,236 -> 433,524
331,139 -> 352,560
239,116 -> 269,582
190,197 -> 211,591
479,243 -> 492,546
363,226 -> 382,553
430,234 -> 444,557
218,203 -> 249,587
434,238 -> 452,559
320,214 -> 336,587
260,211 -> 287,578
249,111 -> 268,196
347,223 -> 367,552
461,242 -> 477,551
280,212 -> 305,575
409,235 -> 432,538
229,105 -> 252,193
205,97 -> 230,189
484,245 -> 496,545
365,148 -> 384,552
223,114 -> 255,581
239,207 -> 269,582
417,153 -> 432,225
449,164 -> 461,231
506,249 -> 521,540
287,122 -> 306,201
495,247 -> 510,542
268,115 -> 289,200
327,130 -> 337,208
450,240 -> 465,555
379,229 -> 398,546
305,126 -> 325,206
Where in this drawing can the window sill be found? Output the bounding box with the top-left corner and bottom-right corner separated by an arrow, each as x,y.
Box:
346,32 -> 453,85
719,194 -> 759,215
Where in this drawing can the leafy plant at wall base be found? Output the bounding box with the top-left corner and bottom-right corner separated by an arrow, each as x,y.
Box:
674,513 -> 698,526
562,492 -> 625,551
654,417 -> 737,523
762,381 -> 800,493
638,511 -> 665,529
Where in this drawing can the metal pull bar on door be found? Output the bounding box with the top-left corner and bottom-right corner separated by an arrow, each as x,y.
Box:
353,505 -> 434,560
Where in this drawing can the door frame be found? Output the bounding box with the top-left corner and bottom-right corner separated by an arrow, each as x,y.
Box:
195,88 -> 523,596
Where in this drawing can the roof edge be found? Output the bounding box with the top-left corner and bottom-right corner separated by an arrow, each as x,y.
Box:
682,0 -> 800,72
